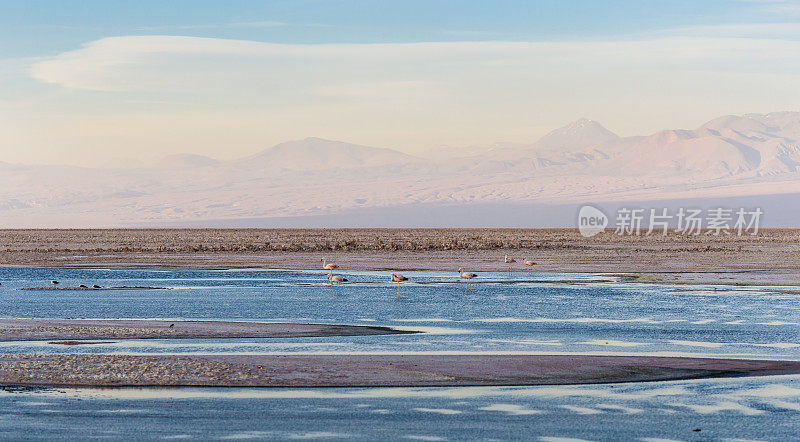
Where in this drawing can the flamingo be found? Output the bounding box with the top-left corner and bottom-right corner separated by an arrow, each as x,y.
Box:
523,257 -> 536,271
321,257 -> 339,271
504,254 -> 516,275
458,268 -> 477,290
390,273 -> 408,298
327,273 -> 347,295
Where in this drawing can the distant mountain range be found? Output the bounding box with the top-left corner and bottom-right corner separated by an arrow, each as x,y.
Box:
232,137 -> 423,175
433,112 -> 800,178
2,112 -> 799,227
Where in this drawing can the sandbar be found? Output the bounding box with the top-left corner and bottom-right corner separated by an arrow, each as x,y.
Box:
0,354 -> 796,387
0,319 -> 413,341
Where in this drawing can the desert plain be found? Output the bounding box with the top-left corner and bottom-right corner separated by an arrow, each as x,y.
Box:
2,228 -> 800,285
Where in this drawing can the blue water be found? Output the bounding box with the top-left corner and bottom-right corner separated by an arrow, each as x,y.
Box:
1,267 -> 799,440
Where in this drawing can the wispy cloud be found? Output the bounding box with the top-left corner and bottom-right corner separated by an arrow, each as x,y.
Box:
13,34 -> 800,165
736,0 -> 800,13
136,21 -> 287,31
440,30 -> 503,38
29,35 -> 800,93
657,21 -> 800,39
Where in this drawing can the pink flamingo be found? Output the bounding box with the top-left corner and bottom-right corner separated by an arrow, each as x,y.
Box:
390,273 -> 408,298
504,254 -> 516,274
327,273 -> 347,295
523,257 -> 536,271
321,257 -> 339,271
458,268 -> 477,290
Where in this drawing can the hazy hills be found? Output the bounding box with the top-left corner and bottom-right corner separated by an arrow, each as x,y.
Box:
445,112 -> 800,178
1,112 -> 799,227
235,137 -> 422,172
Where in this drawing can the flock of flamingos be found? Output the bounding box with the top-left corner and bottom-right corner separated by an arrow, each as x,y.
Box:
321,255 -> 536,296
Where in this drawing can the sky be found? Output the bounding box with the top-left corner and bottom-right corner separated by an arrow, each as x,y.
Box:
1,0 -> 799,166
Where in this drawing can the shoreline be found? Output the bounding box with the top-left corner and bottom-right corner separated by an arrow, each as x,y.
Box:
4,265 -> 800,287
3,228 -> 800,285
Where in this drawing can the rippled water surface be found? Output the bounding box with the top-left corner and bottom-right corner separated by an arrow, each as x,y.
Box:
1,267 -> 798,440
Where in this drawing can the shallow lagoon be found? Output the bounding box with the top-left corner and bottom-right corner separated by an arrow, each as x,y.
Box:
2,376 -> 800,441
0,268 -> 798,440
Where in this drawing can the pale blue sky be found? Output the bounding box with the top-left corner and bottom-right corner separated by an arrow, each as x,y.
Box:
1,0 -> 799,165
2,0 -> 798,56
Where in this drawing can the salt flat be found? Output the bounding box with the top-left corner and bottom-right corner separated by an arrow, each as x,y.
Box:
3,228 -> 800,285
